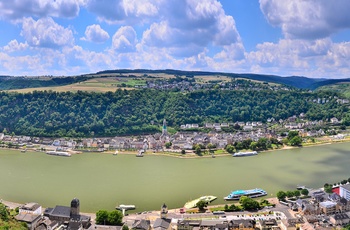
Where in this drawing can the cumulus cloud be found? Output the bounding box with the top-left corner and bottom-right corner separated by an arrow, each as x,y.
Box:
2,40 -> 28,53
112,26 -> 137,52
0,0 -> 80,21
85,0 -> 160,24
21,17 -> 74,48
259,0 -> 350,39
81,24 -> 110,43
140,0 -> 242,57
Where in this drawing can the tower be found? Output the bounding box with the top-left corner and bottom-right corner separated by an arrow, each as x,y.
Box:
70,198 -> 80,218
162,119 -> 168,136
160,203 -> 168,219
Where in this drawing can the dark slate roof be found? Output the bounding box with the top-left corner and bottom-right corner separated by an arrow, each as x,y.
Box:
230,219 -> 255,228
132,219 -> 151,230
333,213 -> 349,220
153,218 -> 171,230
339,197 -> 348,205
50,205 -> 71,218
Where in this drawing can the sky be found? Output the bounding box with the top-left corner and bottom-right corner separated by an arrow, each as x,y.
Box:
0,0 -> 350,79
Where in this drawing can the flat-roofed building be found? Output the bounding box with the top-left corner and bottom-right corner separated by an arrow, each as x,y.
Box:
319,201 -> 337,215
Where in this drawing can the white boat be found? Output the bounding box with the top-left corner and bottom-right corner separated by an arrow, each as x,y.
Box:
233,151 -> 258,157
46,151 -> 71,157
113,150 -> 118,156
116,204 -> 136,210
224,188 -> 267,200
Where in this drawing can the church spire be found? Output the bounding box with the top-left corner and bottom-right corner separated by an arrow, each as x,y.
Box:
162,119 -> 167,135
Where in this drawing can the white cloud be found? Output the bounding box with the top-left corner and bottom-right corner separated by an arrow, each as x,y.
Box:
2,40 -> 28,52
81,24 -> 110,43
85,0 -> 160,24
112,26 -> 137,52
0,0 -> 80,21
259,0 -> 350,39
21,17 -> 74,48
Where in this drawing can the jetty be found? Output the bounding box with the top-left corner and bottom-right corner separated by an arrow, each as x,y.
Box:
184,195 -> 217,209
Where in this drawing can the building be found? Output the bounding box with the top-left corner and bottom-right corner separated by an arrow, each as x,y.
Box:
15,212 -> 42,230
330,213 -> 350,226
319,201 -> 337,215
44,198 -> 91,229
160,203 -> 168,219
340,184 -> 350,201
19,202 -> 42,215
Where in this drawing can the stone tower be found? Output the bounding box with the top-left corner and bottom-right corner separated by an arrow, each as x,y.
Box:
70,198 -> 80,217
160,203 -> 168,219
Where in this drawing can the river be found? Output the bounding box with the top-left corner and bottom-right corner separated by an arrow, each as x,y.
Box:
0,142 -> 350,213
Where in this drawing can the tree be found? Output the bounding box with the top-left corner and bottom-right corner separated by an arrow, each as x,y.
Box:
293,190 -> 301,197
289,136 -> 302,146
301,189 -> 309,196
249,142 -> 258,151
165,142 -> 172,149
288,131 -> 299,140
239,196 -> 260,210
195,145 -> 202,155
108,210 -> 123,226
181,149 -> 186,154
122,225 -> 129,230
0,203 -> 9,221
196,200 -> 207,211
276,191 -> 286,201
207,143 -> 216,150
225,144 -> 235,153
96,210 -> 109,225
286,191 -> 294,198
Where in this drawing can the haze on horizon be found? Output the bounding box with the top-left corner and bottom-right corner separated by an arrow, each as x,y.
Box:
0,0 -> 350,79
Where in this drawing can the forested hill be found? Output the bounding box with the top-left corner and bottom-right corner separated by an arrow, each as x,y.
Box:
0,89 -> 347,137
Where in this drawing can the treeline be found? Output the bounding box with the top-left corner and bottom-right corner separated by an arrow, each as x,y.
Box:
0,75 -> 90,90
0,89 -> 347,137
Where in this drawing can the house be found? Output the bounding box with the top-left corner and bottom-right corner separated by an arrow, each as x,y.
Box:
153,218 -> 172,230
337,197 -> 350,212
131,219 -> 151,230
15,213 -> 42,230
177,220 -> 201,230
200,219 -> 229,229
330,213 -> 350,226
258,219 -> 279,230
330,117 -> 339,124
230,219 -> 255,230
243,125 -> 253,131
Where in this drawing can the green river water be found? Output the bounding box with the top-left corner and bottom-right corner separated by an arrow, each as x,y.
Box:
0,142 -> 350,213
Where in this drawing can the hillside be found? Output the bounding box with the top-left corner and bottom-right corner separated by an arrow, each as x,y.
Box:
317,82 -> 350,98
0,89 -> 346,137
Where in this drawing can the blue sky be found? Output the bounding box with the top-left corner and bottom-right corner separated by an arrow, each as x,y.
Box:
0,0 -> 350,79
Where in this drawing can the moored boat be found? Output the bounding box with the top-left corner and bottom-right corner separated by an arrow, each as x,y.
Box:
116,204 -> 136,210
224,188 -> 267,200
184,195 -> 217,209
233,151 -> 258,157
46,151 -> 71,157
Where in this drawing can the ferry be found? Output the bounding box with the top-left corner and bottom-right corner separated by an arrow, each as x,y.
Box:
224,188 -> 267,200
184,195 -> 217,209
46,151 -> 71,157
136,149 -> 144,157
232,151 -> 258,157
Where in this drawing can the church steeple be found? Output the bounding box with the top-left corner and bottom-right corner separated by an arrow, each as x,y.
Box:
162,119 -> 167,136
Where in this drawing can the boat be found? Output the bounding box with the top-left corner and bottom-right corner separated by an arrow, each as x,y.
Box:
184,195 -> 217,209
21,149 -> 27,153
232,151 -> 258,157
296,185 -> 306,190
46,151 -> 71,157
224,188 -> 267,200
113,150 -> 118,156
116,204 -> 136,210
136,149 -> 144,157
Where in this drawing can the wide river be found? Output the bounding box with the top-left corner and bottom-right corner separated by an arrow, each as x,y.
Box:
1,142 -> 350,213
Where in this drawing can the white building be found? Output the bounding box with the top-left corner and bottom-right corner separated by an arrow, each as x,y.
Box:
19,203 -> 42,215
340,184 -> 350,201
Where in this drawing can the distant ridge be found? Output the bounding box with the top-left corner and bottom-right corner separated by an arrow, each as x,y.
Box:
96,69 -> 349,90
